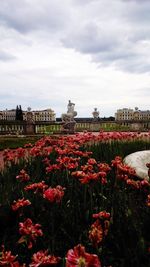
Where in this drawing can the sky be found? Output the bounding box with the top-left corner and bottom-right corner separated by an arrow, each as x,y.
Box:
0,0 -> 150,118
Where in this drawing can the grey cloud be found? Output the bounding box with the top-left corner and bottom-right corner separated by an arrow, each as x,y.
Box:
128,28 -> 150,43
72,0 -> 96,5
92,46 -> 150,74
123,1 -> 150,23
0,0 -> 70,33
0,0 -> 150,74
93,49 -> 137,63
0,50 -> 16,61
61,0 -> 150,73
122,0 -> 150,3
117,59 -> 150,74
62,21 -> 119,54
62,17 -> 150,73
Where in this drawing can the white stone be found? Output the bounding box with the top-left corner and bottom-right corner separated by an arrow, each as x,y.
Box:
123,150 -> 150,180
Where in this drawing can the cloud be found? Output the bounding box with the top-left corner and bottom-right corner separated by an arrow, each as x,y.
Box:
122,0 -> 150,3
1,0 -> 150,73
0,0 -> 150,116
123,0 -> 150,23
62,21 -> 119,54
0,0 -> 70,33
61,0 -> 150,73
0,50 -> 16,61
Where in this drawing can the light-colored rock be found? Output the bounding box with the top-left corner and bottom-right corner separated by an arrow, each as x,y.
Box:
123,150 -> 150,180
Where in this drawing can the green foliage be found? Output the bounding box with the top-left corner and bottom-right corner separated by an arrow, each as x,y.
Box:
15,105 -> 23,121
0,136 -> 42,150
87,139 -> 150,163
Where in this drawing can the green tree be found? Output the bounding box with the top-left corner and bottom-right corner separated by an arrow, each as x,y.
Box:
15,105 -> 23,120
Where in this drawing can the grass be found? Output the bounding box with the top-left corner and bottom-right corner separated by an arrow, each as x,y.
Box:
0,135 -> 43,150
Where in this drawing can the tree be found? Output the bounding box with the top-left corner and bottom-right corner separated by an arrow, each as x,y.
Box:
15,105 -> 23,121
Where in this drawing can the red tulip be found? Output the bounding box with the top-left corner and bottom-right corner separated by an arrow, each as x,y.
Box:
66,244 -> 101,267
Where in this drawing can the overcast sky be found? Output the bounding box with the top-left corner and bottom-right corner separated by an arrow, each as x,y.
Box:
0,0 -> 150,117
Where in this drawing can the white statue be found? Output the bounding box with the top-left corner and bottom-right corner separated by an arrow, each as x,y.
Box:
62,100 -> 77,122
92,108 -> 99,120
67,100 -> 75,114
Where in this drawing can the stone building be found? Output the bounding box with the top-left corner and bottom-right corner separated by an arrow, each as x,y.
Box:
23,108 -> 56,122
0,109 -> 16,120
0,108 -> 56,122
115,107 -> 150,121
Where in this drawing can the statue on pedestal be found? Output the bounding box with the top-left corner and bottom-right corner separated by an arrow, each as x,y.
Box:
61,100 -> 77,133
62,100 -> 77,122
92,108 -> 99,121
26,107 -> 34,123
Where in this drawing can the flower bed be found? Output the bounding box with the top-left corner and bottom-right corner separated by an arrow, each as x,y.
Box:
0,132 -> 150,266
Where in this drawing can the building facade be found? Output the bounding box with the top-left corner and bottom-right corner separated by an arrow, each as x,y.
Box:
23,108 -> 56,122
0,109 -> 16,121
0,108 -> 56,122
115,107 -> 150,121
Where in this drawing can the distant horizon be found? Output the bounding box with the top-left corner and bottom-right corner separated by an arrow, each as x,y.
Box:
0,104 -> 149,119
